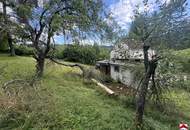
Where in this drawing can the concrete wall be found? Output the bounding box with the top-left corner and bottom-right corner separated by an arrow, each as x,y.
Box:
110,65 -> 134,86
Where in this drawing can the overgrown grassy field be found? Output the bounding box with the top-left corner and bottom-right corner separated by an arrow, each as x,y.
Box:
0,54 -> 189,130
175,48 -> 190,57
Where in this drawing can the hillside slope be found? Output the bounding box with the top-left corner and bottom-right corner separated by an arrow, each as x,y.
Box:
0,54 -> 188,130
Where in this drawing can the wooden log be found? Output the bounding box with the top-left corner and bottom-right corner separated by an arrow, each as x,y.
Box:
49,58 -> 85,77
91,78 -> 115,95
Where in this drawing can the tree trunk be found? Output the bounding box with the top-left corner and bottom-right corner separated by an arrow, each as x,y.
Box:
143,45 -> 150,72
35,54 -> 45,78
2,1 -> 15,56
7,32 -> 15,56
135,43 -> 158,128
135,44 -> 150,129
135,66 -> 151,129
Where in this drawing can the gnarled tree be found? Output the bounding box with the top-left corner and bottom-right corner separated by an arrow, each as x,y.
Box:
11,0 -> 115,77
127,0 -> 188,128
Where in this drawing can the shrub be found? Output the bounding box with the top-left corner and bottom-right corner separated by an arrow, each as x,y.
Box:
48,44 -> 110,65
0,33 -> 9,52
98,49 -> 110,60
62,45 -> 97,65
50,45 -> 66,59
15,45 -> 33,56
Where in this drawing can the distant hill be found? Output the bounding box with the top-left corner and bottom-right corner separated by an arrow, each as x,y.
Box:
54,44 -> 113,50
100,45 -> 113,50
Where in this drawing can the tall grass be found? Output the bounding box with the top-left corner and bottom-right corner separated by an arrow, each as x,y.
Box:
0,54 -> 189,130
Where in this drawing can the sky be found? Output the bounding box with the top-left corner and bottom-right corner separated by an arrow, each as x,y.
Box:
104,0 -> 190,30
56,0 -> 190,44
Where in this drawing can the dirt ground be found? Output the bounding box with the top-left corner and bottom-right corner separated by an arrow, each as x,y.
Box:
105,82 -> 136,96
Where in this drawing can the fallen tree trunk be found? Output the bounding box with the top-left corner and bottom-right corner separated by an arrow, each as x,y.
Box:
91,78 -> 115,95
49,58 -> 85,77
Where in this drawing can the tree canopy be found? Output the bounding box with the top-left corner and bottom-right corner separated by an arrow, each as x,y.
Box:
2,0 -> 118,77
128,0 -> 188,49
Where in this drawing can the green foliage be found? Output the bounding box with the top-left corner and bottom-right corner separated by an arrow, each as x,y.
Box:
173,79 -> 190,92
0,33 -> 8,51
62,44 -> 96,64
14,0 -> 118,46
14,45 -> 33,56
57,44 -> 109,65
16,4 -> 32,20
0,54 -> 185,130
98,48 -> 110,60
174,48 -> 190,73
128,0 -> 188,49
51,45 -> 66,59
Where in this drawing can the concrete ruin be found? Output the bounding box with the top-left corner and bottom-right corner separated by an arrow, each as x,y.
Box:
96,39 -> 155,87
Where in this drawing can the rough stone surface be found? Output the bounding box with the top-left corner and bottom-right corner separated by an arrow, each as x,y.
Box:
110,40 -> 155,87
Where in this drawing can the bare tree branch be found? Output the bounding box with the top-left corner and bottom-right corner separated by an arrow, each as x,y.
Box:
49,57 -> 85,77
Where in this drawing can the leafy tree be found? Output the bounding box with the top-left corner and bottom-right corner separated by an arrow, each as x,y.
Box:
0,0 -> 15,56
61,44 -> 108,65
10,0 -> 114,77
127,0 -> 188,128
129,0 -> 188,49
93,43 -> 100,56
14,45 -> 33,56
161,20 -> 190,49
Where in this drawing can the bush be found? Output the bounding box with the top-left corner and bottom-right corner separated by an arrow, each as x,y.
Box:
15,45 -> 33,56
50,45 -> 66,59
0,33 -> 9,52
98,49 -> 110,60
62,45 -> 97,65
48,44 -> 110,65
174,49 -> 190,73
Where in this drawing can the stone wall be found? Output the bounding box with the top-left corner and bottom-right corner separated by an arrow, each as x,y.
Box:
110,42 -> 156,60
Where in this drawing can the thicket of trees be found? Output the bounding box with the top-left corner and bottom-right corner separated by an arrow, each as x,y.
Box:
0,43 -> 110,65
57,44 -> 109,65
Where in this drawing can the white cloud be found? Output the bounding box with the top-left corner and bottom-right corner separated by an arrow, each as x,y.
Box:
0,2 -> 14,14
163,0 -> 171,4
0,2 -> 17,22
109,0 -> 170,30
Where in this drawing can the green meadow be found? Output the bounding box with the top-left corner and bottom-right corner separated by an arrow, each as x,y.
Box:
0,54 -> 189,130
